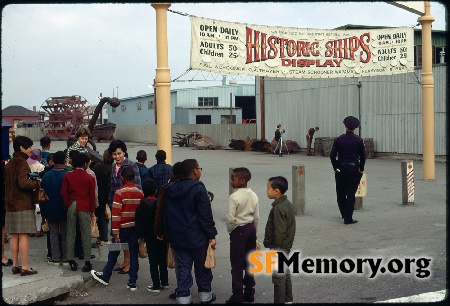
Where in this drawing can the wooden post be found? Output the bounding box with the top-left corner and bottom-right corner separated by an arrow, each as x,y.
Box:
401,160 -> 415,205
152,3 -> 172,164
259,76 -> 265,140
292,165 -> 305,215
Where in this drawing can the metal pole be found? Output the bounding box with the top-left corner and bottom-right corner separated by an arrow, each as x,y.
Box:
418,1 -> 435,180
230,92 -> 233,123
152,3 -> 172,164
259,76 -> 265,140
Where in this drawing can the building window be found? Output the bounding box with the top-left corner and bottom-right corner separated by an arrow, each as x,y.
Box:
198,97 -> 218,107
196,115 -> 211,124
121,105 -> 126,112
221,115 -> 236,124
137,102 -> 142,110
148,101 -> 154,109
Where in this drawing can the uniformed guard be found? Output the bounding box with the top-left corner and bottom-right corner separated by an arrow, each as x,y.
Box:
330,116 -> 366,224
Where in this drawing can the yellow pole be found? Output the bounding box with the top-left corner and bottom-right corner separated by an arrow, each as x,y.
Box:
152,3 -> 172,165
418,1 -> 435,180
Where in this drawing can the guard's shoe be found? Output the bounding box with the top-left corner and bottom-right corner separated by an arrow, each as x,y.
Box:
91,270 -> 109,285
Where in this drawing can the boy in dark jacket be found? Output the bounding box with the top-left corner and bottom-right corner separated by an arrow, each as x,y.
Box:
135,178 -> 169,292
263,176 -> 296,304
164,159 -> 217,304
42,151 -> 68,265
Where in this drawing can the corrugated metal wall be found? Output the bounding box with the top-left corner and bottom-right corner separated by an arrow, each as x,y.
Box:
256,64 -> 446,155
175,84 -> 255,108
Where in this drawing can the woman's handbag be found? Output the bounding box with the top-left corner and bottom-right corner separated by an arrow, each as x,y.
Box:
90,215 -> 100,238
167,243 -> 176,269
105,204 -> 111,220
204,241 -> 216,269
138,239 -> 147,258
32,181 -> 49,204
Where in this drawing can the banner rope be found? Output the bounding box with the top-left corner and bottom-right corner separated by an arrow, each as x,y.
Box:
168,9 -> 195,17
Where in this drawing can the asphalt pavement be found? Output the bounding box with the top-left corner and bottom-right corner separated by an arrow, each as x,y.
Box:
2,141 -> 447,304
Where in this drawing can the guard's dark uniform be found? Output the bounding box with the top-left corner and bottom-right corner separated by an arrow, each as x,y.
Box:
330,116 -> 366,224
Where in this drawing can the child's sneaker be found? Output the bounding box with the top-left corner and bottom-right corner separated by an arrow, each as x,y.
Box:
127,283 -> 137,291
147,285 -> 161,292
161,284 -> 170,289
91,270 -> 109,285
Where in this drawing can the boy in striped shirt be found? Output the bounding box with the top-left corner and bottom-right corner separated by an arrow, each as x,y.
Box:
91,167 -> 144,291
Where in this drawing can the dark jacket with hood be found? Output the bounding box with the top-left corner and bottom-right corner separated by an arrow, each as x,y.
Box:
41,164 -> 68,220
164,177 -> 217,248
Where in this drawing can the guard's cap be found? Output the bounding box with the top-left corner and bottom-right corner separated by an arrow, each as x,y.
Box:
343,116 -> 360,129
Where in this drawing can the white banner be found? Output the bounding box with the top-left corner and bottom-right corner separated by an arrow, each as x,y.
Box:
190,17 -> 414,78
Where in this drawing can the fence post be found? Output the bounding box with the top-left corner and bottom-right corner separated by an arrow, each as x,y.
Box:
292,165 -> 305,215
401,160 -> 414,205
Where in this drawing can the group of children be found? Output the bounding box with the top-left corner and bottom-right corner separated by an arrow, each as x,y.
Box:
29,136 -> 296,303
93,153 -> 296,304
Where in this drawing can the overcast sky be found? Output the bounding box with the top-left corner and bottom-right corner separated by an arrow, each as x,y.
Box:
1,2 -> 447,111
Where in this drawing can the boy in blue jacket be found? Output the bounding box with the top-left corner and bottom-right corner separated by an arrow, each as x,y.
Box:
42,151 -> 68,265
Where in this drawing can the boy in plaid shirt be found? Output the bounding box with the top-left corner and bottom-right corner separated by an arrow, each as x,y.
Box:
91,167 -> 144,291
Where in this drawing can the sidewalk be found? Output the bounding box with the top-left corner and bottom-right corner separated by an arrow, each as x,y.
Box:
2,142 -> 447,304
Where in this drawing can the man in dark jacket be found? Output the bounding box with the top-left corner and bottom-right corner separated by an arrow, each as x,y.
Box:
164,159 -> 217,304
41,151 -> 68,264
148,150 -> 172,197
330,116 -> 366,225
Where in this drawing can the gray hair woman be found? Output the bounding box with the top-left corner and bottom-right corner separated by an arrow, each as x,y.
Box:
4,136 -> 41,276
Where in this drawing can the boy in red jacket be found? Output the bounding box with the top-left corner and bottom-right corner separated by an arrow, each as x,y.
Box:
61,153 -> 96,272
91,166 -> 144,291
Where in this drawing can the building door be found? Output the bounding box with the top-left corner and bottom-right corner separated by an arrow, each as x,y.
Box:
235,96 -> 256,123
196,115 -> 211,124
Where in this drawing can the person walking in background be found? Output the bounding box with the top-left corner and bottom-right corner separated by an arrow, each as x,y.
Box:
61,153 -> 96,272
225,167 -> 259,304
136,150 -> 149,182
148,150 -> 172,197
164,159 -> 217,304
108,139 -> 142,274
92,149 -> 114,246
5,136 -> 41,276
91,167 -> 144,291
27,148 -> 45,238
263,176 -> 296,304
39,136 -> 52,167
330,116 -> 366,225
135,178 -> 169,293
306,126 -> 319,156
41,151 -> 68,265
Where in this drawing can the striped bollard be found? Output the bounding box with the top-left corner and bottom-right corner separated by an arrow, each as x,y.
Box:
401,160 -> 414,205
